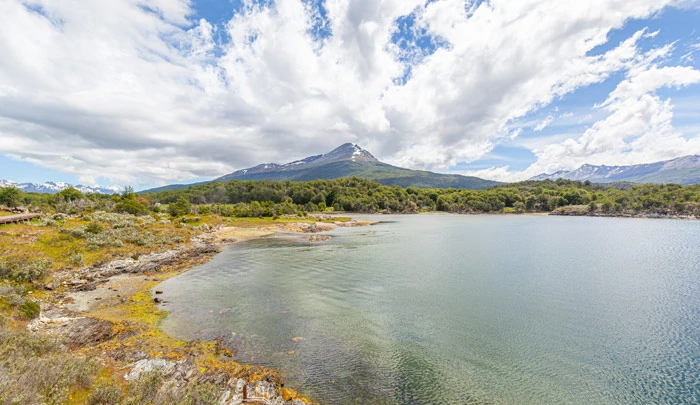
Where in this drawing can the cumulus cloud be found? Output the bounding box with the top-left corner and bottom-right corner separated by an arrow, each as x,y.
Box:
521,66 -> 700,178
0,0 -> 693,185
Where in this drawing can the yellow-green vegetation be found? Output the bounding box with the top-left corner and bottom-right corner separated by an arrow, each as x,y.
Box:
0,328 -> 98,404
0,212 -> 223,271
0,198 -> 322,404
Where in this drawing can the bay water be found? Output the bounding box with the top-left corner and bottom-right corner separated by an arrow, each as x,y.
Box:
158,215 -> 700,404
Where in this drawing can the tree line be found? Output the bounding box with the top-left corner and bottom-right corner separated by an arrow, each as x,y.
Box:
2,178 -> 699,217
145,178 -> 700,217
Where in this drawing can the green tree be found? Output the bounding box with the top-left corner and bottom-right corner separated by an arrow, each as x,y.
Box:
115,185 -> 147,215
168,198 -> 192,216
0,186 -> 21,207
56,187 -> 85,202
122,185 -> 135,198
116,199 -> 148,215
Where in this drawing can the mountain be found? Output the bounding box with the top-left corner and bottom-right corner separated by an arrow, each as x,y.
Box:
214,143 -> 500,189
142,143 -> 501,193
530,155 -> 700,185
218,143 -> 378,180
0,180 -> 121,195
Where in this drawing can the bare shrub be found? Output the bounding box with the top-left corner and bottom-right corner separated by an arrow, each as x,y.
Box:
0,330 -> 98,405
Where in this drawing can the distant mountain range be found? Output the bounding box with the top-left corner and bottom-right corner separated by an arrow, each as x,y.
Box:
0,180 -> 120,195
9,149 -> 698,196
530,155 -> 700,185
143,143 -> 501,193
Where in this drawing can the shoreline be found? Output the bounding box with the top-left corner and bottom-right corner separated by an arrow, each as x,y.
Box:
29,216 -> 374,404
13,211 -> 695,402
331,210 -> 699,220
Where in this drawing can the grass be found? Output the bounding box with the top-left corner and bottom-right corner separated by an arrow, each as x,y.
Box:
0,213 -> 205,272
0,210 -> 320,404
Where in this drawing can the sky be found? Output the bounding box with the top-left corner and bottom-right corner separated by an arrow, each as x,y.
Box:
1,0 -> 700,189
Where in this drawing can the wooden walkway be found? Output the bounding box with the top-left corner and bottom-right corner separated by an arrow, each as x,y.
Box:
0,213 -> 40,225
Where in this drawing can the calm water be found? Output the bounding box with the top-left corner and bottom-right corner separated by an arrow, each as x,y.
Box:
158,215 -> 700,404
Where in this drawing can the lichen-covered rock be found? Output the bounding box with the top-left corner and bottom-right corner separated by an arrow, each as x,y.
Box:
124,358 -> 178,381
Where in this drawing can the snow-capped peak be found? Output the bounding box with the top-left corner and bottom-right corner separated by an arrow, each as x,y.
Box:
0,179 -> 120,194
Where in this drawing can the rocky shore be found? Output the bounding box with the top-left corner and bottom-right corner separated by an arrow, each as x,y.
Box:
549,204 -> 699,220
26,217 -> 373,404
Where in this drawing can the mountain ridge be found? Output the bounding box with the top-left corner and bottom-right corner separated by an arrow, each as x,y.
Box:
530,155 -> 700,185
217,143 -> 378,180
142,143 -> 501,193
0,180 -> 121,195
215,143 -> 500,189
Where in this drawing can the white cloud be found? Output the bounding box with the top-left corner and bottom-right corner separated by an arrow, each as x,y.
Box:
461,166 -> 520,183
534,115 -> 554,132
0,0 -> 693,185
520,66 -> 700,178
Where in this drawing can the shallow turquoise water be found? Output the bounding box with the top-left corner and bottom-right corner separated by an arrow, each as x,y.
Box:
158,215 -> 700,404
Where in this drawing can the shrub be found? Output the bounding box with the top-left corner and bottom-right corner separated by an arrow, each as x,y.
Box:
86,231 -> 124,249
89,212 -> 140,228
68,252 -> 85,267
126,370 -> 162,404
116,199 -> 148,216
87,381 -> 125,405
0,255 -> 53,283
18,301 -> 40,319
159,382 -> 221,405
0,330 -> 98,404
168,198 -> 192,217
85,221 -> 104,234
0,283 -> 25,307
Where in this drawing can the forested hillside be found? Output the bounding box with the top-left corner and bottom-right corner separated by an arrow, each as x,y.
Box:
143,178 -> 700,217
3,178 -> 699,217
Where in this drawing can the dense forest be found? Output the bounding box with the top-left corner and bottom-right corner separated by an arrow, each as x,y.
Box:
2,178 -> 699,217
5,177 -> 698,218
148,178 -> 700,216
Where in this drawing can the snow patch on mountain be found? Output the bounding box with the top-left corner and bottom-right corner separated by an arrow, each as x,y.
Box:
530,155 -> 700,184
218,143 -> 377,181
0,180 -> 121,194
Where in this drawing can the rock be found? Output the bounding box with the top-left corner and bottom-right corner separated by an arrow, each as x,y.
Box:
307,234 -> 331,243
29,309 -> 119,349
155,290 -> 163,294
60,317 -> 117,348
56,242 -> 221,289
153,297 -> 162,303
124,358 -> 177,381
77,282 -> 97,292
